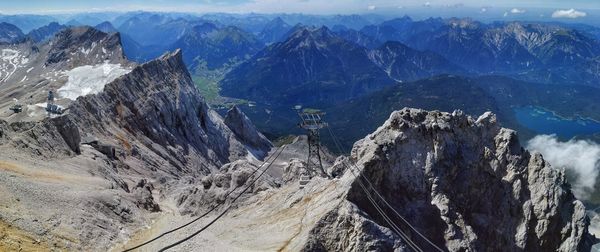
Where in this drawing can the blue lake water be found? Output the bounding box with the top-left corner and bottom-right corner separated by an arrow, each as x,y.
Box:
514,106 -> 600,139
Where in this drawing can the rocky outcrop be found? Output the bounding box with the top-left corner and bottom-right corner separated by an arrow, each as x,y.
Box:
133,179 -> 160,212
175,159 -> 276,216
224,106 -> 272,155
0,115 -> 81,157
306,108 -> 595,251
45,26 -> 126,67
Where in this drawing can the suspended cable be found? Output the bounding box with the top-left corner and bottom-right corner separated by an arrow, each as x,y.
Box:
122,146 -> 284,252
158,145 -> 287,251
326,126 -> 445,252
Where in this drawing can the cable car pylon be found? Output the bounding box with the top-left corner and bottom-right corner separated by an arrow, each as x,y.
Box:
295,106 -> 329,188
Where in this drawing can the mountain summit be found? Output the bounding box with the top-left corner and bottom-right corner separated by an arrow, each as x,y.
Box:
220,26 -> 394,105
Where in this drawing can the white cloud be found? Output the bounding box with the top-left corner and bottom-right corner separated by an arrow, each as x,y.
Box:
480,7 -> 487,13
552,8 -> 587,19
527,135 -> 600,200
423,2 -> 431,7
510,8 -> 526,14
503,12 -> 508,17
367,5 -> 376,10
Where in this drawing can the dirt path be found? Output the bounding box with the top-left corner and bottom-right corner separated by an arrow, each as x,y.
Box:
111,190 -> 181,252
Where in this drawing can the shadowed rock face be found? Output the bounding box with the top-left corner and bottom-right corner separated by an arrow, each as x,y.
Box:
224,106 -> 272,156
305,108 -> 594,251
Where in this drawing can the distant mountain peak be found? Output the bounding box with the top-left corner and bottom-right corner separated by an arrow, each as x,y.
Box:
26,22 -> 67,42
46,26 -> 126,66
94,21 -> 118,33
271,16 -> 286,25
446,17 -> 481,29
192,22 -> 219,33
0,22 -> 25,44
284,25 -> 338,50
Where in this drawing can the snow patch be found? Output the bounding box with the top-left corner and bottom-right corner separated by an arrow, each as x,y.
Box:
57,63 -> 131,100
1,48 -> 28,82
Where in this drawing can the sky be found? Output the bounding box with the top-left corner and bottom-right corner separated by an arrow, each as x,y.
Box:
0,0 -> 598,15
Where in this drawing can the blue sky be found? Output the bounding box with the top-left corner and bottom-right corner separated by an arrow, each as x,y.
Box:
0,0 -> 598,14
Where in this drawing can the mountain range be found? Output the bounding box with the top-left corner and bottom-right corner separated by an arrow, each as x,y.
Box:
221,25 -> 469,106
0,12 -> 599,251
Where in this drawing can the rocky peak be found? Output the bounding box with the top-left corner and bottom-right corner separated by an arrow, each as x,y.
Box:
258,17 -> 291,44
26,22 -> 67,42
283,25 -> 339,51
334,108 -> 595,251
266,17 -> 287,28
46,26 -> 126,67
224,106 -> 272,156
69,49 -> 261,174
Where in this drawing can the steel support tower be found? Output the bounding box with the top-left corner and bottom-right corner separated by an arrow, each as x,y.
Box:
297,109 -> 329,179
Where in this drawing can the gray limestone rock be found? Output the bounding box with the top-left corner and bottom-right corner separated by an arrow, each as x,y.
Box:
224,105 -> 273,157
333,108 -> 595,251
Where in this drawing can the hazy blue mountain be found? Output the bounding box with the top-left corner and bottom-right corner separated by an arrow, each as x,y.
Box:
278,14 -> 378,30
0,14 -> 57,33
360,16 -> 444,43
201,13 -> 272,34
65,19 -> 84,27
94,21 -> 118,33
361,17 -> 600,85
170,22 -> 264,71
91,20 -> 149,62
258,17 -> 291,44
220,26 -> 394,106
0,22 -> 25,44
26,22 -> 67,42
331,25 -> 382,49
326,14 -> 374,30
369,41 -> 465,81
118,15 -> 201,46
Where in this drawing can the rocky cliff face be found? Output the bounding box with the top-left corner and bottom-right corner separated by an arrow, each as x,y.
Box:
69,49 -> 260,175
305,108 -> 595,251
224,106 -> 272,155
